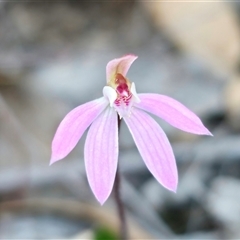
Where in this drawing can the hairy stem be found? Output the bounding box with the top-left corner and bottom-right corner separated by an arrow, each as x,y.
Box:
113,116 -> 128,240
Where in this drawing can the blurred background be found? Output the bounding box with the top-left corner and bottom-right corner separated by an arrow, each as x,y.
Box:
0,1 -> 240,239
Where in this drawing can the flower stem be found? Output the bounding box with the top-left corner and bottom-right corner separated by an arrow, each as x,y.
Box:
114,167 -> 127,240
113,116 -> 128,240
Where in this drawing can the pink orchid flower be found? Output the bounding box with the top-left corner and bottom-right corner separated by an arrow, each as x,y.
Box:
50,54 -> 212,205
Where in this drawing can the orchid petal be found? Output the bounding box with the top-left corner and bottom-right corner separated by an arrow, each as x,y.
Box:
84,107 -> 118,205
124,108 -> 178,192
51,97 -> 108,165
136,94 -> 212,135
106,54 -> 138,83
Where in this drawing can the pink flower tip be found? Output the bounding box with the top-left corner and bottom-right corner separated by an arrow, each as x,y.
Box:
98,199 -> 105,206
164,181 -> 178,193
49,159 -> 55,166
49,155 -> 60,166
200,127 -> 213,137
171,187 -> 177,194
207,130 -> 213,137
94,191 -> 110,205
123,53 -> 138,58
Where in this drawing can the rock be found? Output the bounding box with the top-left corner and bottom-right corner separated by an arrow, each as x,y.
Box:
25,54 -> 108,104
141,165 -> 207,210
178,231 -> 221,239
141,179 -> 174,210
72,229 -> 94,239
0,213 -> 87,239
206,177 -> 240,238
176,166 -> 207,203
225,75 -> 240,131
173,135 -> 240,164
141,2 -> 240,76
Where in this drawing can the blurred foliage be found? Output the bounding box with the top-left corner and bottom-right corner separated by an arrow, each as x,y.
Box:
94,226 -> 118,240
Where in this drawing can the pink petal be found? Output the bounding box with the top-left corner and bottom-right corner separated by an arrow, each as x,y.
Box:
50,97 -> 108,165
84,107 -> 118,205
136,94 -> 212,135
106,54 -> 138,83
124,108 -> 178,192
